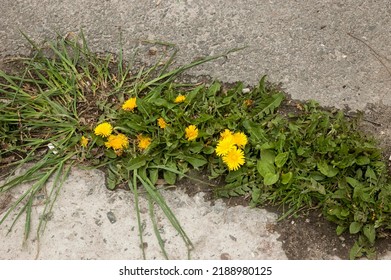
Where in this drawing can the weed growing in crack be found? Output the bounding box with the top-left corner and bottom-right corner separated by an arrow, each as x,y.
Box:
1,32 -> 390,259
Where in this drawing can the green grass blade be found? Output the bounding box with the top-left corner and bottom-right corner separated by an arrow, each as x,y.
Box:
136,173 -> 194,256
129,170 -> 146,259
147,195 -> 169,259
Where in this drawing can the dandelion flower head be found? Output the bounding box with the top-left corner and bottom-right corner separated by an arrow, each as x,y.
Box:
94,122 -> 113,137
157,117 -> 167,129
137,134 -> 152,150
185,125 -> 198,141
80,136 -> 89,148
174,94 -> 186,103
233,132 -> 248,148
215,135 -> 235,156
222,147 -> 245,171
122,97 -> 137,111
105,133 -> 129,151
220,129 -> 233,140
244,99 -> 254,107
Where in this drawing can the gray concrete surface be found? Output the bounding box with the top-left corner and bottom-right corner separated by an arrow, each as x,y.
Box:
0,168 -> 287,260
1,0 -> 391,110
1,0 -> 391,259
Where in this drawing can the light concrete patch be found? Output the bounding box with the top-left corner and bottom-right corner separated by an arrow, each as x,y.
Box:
0,168 -> 287,260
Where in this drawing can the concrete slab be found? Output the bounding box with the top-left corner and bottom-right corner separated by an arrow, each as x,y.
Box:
1,0 -> 391,110
1,0 -> 391,259
0,168 -> 287,260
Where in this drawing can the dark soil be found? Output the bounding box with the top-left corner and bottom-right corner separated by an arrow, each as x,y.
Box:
176,169 -> 391,260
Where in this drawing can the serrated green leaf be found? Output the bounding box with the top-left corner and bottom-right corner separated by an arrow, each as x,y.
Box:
260,142 -> 275,150
185,85 -> 203,103
126,157 -> 147,171
229,190 -> 240,197
193,113 -> 214,124
106,163 -> 123,190
202,146 -> 215,154
349,221 -> 362,234
308,178 -> 326,195
363,224 -> 376,244
257,160 -> 275,177
242,119 -> 268,143
258,75 -> 267,94
296,146 -> 306,156
264,173 -> 279,186
281,172 -> 293,184
253,92 -> 284,119
225,169 -> 243,183
149,168 -> 159,186
188,142 -> 204,153
365,167 -> 377,181
349,241 -> 364,260
180,155 -> 207,168
356,156 -> 370,166
275,152 -> 289,168
310,172 -> 326,181
346,177 -> 362,189
151,97 -> 171,108
163,170 -> 176,185
340,209 -> 350,217
207,81 -> 221,97
104,149 -> 117,159
251,187 -> 261,202
336,225 -> 347,235
317,161 -> 338,177
261,149 -> 276,163
106,178 -> 116,190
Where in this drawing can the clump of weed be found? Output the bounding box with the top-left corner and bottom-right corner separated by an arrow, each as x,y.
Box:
1,32 -> 390,259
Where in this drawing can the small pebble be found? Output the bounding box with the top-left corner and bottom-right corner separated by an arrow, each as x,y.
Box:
242,88 -> 250,94
229,234 -> 237,242
107,211 -> 117,224
220,253 -> 231,260
148,47 -> 158,55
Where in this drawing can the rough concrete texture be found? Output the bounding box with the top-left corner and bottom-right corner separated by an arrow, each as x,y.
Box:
1,0 -> 391,110
0,168 -> 286,260
1,0 -> 391,259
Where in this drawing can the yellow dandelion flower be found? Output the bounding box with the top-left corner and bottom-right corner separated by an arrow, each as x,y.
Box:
215,135 -> 235,156
233,132 -> 248,148
174,94 -> 186,103
122,97 -> 137,111
80,136 -> 89,147
105,133 -> 129,150
157,117 -> 167,129
220,129 -> 233,140
244,99 -> 254,106
94,122 -> 113,137
185,125 -> 198,141
137,134 -> 152,150
222,147 -> 245,171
